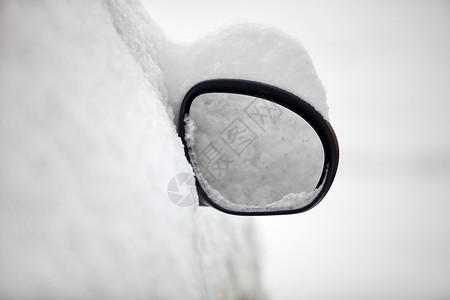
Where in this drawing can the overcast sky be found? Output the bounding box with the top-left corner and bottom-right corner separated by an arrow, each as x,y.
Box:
148,1 -> 450,298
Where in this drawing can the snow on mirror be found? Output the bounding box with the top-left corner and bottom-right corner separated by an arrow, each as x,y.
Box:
179,79 -> 339,216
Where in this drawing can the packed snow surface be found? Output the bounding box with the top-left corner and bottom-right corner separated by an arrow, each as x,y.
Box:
0,0 -> 327,298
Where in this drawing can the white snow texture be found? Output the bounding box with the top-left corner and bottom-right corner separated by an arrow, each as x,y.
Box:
0,0 -> 326,298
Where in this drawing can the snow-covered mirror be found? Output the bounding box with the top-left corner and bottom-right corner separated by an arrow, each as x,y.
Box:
179,79 -> 339,215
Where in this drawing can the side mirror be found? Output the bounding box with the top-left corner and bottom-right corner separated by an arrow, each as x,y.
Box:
178,79 -> 339,215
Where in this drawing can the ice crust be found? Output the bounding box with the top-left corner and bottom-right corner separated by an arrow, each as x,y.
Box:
0,0 -> 327,298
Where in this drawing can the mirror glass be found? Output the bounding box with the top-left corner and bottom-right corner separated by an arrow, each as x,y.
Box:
185,92 -> 325,212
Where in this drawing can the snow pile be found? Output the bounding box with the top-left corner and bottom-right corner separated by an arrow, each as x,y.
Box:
160,22 -> 328,125
0,0 -> 326,298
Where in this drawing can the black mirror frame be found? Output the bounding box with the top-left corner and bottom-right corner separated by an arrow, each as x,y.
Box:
178,79 -> 339,216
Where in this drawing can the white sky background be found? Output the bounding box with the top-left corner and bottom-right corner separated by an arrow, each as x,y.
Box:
147,0 -> 450,298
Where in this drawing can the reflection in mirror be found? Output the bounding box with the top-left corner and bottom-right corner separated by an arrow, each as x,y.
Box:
185,93 -> 325,213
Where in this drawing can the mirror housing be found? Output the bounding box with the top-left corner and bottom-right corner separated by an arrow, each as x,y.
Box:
178,79 -> 339,216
